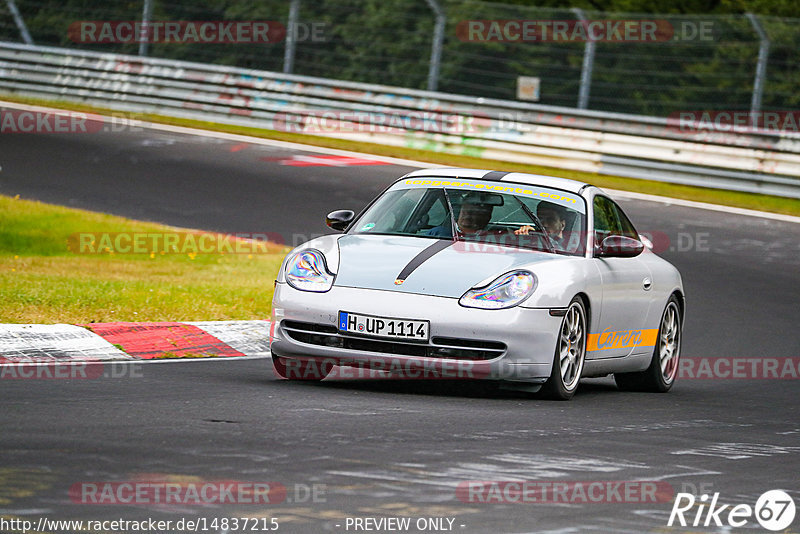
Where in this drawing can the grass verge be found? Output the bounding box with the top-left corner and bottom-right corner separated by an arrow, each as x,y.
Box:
3,94 -> 800,217
0,194 -> 288,323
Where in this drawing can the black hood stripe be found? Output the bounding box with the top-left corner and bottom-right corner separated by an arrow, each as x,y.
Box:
394,239 -> 453,284
482,170 -> 511,181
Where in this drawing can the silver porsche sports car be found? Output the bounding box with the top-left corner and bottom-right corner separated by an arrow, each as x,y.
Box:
269,168 -> 684,399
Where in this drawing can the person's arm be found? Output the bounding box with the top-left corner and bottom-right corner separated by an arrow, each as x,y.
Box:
426,225 -> 451,237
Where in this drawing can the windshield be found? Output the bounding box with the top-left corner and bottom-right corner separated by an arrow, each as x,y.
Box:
352,180 -> 587,256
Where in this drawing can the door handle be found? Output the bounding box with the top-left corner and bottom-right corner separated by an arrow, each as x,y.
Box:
643,277 -> 652,291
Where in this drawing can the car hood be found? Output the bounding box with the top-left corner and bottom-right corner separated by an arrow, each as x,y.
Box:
333,234 -> 564,298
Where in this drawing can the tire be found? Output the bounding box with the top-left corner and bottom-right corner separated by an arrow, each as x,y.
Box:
539,296 -> 587,400
614,296 -> 681,392
272,355 -> 332,381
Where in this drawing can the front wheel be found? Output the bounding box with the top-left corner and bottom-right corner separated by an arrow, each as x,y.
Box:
272,355 -> 332,381
615,296 -> 682,392
539,297 -> 587,400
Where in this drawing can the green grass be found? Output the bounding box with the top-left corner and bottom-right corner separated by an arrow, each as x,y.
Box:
0,194 -> 288,323
3,93 -> 800,217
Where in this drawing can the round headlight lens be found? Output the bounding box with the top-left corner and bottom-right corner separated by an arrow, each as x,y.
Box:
285,249 -> 334,292
459,271 -> 536,309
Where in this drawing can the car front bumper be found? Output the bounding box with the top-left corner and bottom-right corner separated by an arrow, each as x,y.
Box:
270,283 -> 562,382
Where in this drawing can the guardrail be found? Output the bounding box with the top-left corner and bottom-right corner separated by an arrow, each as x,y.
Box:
1,41 -> 799,198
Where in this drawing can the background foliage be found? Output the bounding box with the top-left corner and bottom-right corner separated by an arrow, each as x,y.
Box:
1,0 -> 798,115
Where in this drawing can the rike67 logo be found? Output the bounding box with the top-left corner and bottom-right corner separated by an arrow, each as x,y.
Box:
668,490 -> 795,531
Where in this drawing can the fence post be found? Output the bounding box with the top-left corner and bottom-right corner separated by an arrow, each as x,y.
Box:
283,0 -> 300,74
424,0 -> 445,92
4,0 -> 33,45
572,8 -> 595,110
138,0 -> 153,57
745,13 -> 769,120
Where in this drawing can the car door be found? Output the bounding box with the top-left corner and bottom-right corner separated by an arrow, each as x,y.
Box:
587,195 -> 654,359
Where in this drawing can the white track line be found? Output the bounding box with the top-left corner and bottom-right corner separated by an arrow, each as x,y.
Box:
1,99 -> 797,224
606,188 -> 800,224
0,100 -> 441,169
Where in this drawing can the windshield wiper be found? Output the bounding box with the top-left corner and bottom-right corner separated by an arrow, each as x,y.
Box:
441,188 -> 459,241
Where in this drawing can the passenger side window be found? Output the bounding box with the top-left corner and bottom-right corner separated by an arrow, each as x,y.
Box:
615,204 -> 639,239
593,195 -> 640,244
593,196 -> 621,240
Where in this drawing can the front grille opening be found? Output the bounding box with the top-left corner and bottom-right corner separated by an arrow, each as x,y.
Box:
283,320 -> 338,334
281,321 -> 506,361
431,336 -> 506,351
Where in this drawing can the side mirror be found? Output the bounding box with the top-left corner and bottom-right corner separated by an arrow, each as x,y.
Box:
326,210 -> 355,232
597,235 -> 644,258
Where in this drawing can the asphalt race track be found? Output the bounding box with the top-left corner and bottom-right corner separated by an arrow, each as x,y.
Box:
1,121 -> 799,533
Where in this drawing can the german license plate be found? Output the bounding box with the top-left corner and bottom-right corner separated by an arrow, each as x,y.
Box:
338,311 -> 429,341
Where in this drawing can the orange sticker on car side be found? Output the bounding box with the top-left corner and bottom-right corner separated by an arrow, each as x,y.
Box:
587,328 -> 659,352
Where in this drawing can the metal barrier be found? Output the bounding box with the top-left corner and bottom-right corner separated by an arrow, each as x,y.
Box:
1,41 -> 799,198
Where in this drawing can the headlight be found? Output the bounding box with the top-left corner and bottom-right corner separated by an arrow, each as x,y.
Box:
459,271 -> 536,309
285,249 -> 334,292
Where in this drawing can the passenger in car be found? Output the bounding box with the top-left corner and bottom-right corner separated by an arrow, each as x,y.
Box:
515,201 -> 568,250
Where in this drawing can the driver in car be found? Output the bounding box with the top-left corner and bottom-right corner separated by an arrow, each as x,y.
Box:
427,195 -> 494,237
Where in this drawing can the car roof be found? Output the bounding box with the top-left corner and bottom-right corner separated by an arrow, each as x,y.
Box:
402,168 -> 590,194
